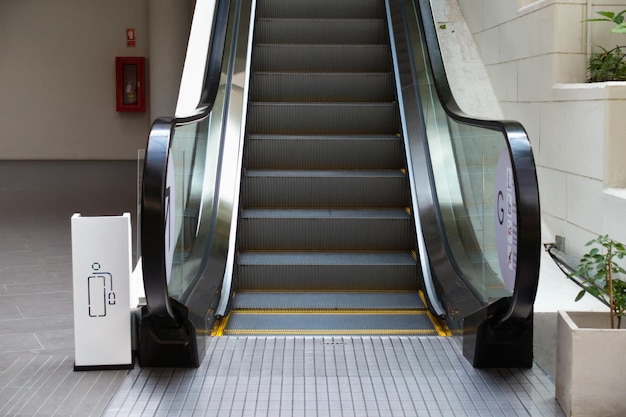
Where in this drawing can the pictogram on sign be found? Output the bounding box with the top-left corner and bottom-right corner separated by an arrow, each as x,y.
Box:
127,28 -> 136,47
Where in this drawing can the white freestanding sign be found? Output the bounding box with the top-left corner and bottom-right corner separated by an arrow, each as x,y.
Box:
71,213 -> 133,370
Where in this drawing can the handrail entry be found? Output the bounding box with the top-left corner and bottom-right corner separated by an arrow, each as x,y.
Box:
140,0 -> 232,323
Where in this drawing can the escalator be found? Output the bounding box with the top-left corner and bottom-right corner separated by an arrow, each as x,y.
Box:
217,0 -> 444,337
138,0 -> 540,368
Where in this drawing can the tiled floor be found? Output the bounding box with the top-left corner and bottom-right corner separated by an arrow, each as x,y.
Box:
0,161 -> 137,417
0,161 -> 566,417
103,337 -> 563,417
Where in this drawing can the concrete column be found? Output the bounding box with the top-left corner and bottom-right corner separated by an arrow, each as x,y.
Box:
148,0 -> 193,121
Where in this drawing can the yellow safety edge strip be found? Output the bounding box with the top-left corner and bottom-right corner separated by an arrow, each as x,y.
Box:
211,315 -> 230,336
230,309 -> 428,315
418,290 -> 452,336
224,328 -> 439,336
213,293 -> 451,337
233,289 -> 421,293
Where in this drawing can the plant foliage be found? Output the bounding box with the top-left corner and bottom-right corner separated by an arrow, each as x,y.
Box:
585,10 -> 626,82
587,10 -> 626,34
569,235 -> 626,329
587,46 -> 626,82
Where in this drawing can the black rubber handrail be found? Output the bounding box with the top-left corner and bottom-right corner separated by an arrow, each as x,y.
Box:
140,0 -> 231,323
415,0 -> 541,323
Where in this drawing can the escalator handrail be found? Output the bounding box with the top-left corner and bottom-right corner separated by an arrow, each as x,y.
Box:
140,0 -> 231,322
415,0 -> 541,323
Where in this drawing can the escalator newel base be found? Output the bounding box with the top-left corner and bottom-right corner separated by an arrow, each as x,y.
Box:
462,304 -> 534,368
137,299 -> 201,368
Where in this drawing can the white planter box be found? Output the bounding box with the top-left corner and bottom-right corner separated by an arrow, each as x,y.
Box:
556,310 -> 626,417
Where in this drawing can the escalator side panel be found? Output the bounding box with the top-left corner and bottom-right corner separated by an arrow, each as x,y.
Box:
415,0 -> 541,325
387,0 -> 482,327
388,0 -> 540,367
138,0 -> 254,367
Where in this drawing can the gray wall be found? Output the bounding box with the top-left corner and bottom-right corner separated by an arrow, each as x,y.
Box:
0,0 -> 192,160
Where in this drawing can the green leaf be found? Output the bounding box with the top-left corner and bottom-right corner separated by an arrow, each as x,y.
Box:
612,26 -> 626,33
588,286 -> 602,297
575,290 -> 586,301
597,11 -> 616,20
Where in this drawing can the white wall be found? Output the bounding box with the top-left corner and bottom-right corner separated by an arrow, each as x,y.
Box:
150,0 -> 194,121
431,0 -> 503,119
0,0 -> 192,160
454,0 -> 626,255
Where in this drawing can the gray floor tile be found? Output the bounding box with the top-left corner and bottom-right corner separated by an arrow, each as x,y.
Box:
0,161 -> 567,417
4,281 -> 71,295
0,333 -> 42,353
99,337 -> 565,417
0,161 -> 138,417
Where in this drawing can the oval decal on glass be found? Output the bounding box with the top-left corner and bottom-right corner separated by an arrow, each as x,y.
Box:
165,153 -> 176,284
495,147 -> 517,292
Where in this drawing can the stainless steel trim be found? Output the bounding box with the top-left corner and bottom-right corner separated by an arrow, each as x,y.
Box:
385,0 -> 446,318
215,0 -> 256,317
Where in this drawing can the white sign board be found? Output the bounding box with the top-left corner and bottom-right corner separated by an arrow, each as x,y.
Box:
71,213 -> 133,370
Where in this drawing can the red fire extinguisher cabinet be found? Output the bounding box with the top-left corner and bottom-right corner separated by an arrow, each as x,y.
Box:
116,57 -> 146,112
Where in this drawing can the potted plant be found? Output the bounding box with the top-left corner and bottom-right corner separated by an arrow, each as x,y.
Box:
569,234 -> 626,328
555,235 -> 626,417
585,10 -> 626,82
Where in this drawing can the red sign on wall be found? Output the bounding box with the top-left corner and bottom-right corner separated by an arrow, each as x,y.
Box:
126,28 -> 136,47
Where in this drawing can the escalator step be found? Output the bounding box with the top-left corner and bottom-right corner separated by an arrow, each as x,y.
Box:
222,311 -> 439,336
251,72 -> 394,103
245,134 -> 404,170
247,102 -> 399,135
236,252 -> 418,291
255,18 -> 387,45
239,209 -> 413,251
232,291 -> 426,310
241,170 -> 409,208
257,0 -> 385,20
253,44 -> 391,73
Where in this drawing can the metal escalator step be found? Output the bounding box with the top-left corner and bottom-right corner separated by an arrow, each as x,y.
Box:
239,209 -> 413,251
245,134 -> 404,170
232,291 -> 426,310
257,0 -> 385,20
223,311 -> 438,336
236,263 -> 418,291
251,72 -> 394,103
241,170 -> 409,208
247,102 -> 399,135
253,44 -> 391,73
236,252 -> 418,291
255,18 -> 387,45
242,208 -> 411,219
